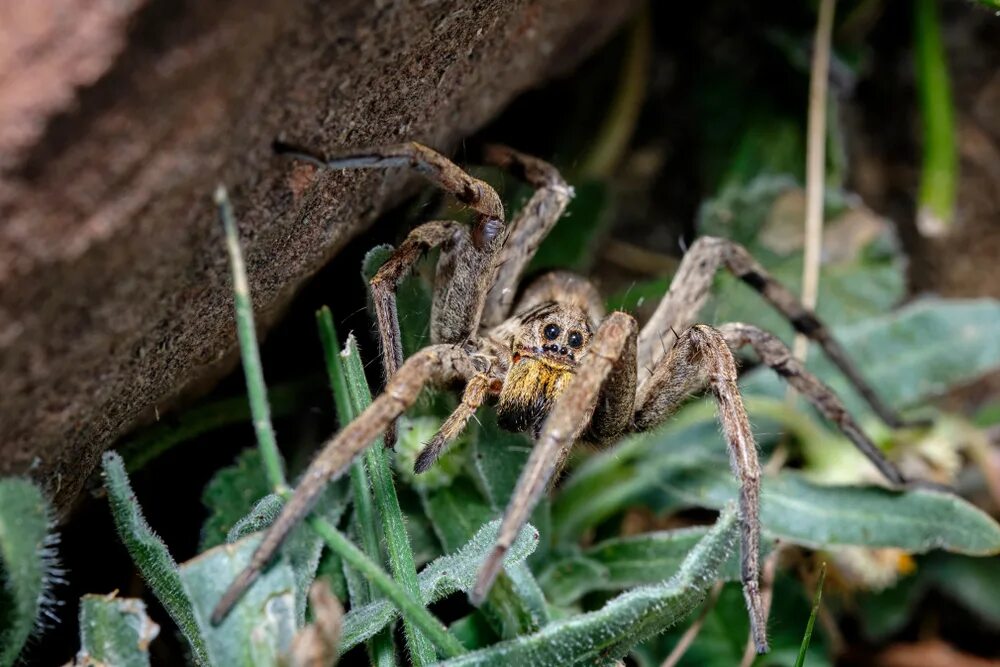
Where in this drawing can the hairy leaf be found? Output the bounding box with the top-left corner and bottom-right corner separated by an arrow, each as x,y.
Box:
340,518 -> 539,651
180,535 -> 297,667
101,452 -> 210,666
538,526 -> 762,606
423,479 -> 549,637
0,478 -> 61,667
437,508 -> 739,666
76,594 -> 159,667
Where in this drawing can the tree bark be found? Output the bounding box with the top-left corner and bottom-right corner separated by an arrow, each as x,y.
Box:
0,0 -> 636,513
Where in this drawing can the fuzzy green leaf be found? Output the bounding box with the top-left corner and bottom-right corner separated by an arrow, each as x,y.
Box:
538,526 -> 764,606
101,451 -> 210,666
225,486 -> 349,626
0,478 -> 60,667
340,518 -> 539,652
200,448 -> 271,551
77,594 -> 158,667
423,479 -> 548,638
180,535 -> 297,667
437,508 -> 739,666
226,494 -> 284,544
658,455 -> 1000,555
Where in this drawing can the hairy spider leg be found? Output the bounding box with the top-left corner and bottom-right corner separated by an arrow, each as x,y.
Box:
211,344 -> 478,624
636,236 -> 919,430
480,145 -> 575,327
414,372 -> 491,473
277,141 -> 509,444
632,324 -> 767,654
717,323 -> 906,485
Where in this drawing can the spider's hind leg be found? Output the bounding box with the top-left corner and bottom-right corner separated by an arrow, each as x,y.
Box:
717,322 -> 906,486
637,236 -> 918,430
633,324 -> 768,654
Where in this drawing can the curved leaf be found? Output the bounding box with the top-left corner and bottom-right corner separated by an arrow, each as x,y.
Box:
657,457 -> 1000,555
340,518 -> 539,652
101,452 -> 210,666
437,508 -> 739,666
538,525 -> 764,606
180,535 -> 296,667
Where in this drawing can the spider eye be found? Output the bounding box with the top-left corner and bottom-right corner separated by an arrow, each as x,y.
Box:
567,330 -> 584,348
543,323 -> 561,340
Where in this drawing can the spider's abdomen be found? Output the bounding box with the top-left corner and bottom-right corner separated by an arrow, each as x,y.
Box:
496,356 -> 573,433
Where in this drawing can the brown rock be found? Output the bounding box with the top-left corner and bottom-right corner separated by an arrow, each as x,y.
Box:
0,0 -> 636,513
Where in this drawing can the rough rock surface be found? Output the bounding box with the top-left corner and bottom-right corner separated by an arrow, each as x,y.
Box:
0,0 -> 635,513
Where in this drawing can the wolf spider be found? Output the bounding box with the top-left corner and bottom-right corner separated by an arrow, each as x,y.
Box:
212,142 -> 915,653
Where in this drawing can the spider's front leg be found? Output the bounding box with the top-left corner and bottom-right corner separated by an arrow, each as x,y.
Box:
634,325 -> 768,654
211,343 -> 479,624
471,311 -> 638,604
479,145 -> 575,327
276,141 -> 508,443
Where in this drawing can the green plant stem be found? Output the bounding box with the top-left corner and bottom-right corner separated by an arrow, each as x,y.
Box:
316,308 -> 396,666
794,563 -> 827,667
914,0 -> 957,236
341,335 -> 437,665
217,191 -> 464,660
216,185 -> 287,495
300,512 -> 466,659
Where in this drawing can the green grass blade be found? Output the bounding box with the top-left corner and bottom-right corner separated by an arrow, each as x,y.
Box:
339,333 -> 437,664
794,563 -> 826,667
77,594 -> 158,667
216,185 -> 286,494
302,514 -> 467,658
0,478 -> 61,667
316,307 -> 395,666
317,306 -> 436,665
101,452 -> 211,666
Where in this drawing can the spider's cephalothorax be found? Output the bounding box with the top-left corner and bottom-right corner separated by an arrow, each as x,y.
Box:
213,142 -> 919,654
494,279 -> 600,434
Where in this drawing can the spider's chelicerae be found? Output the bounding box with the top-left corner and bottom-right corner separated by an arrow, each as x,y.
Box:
213,142 -> 915,653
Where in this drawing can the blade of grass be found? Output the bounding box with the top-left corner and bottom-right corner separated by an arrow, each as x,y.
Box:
316,308 -> 395,666
216,187 -> 464,659
340,332 -> 437,664
794,563 -> 827,667
791,0 -> 835,366
914,0 -> 957,237
217,185 -> 287,495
